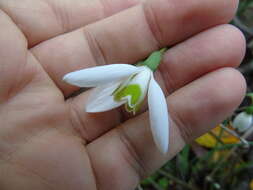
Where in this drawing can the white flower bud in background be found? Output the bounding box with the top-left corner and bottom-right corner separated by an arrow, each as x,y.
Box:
232,112 -> 253,132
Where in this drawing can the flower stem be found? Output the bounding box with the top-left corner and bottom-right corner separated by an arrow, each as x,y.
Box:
159,47 -> 168,54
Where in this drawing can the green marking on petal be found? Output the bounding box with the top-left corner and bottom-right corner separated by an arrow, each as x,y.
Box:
114,84 -> 142,107
112,84 -> 123,95
125,102 -> 142,114
112,74 -> 137,96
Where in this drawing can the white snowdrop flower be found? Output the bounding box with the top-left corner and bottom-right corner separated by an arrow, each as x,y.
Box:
232,112 -> 253,132
63,49 -> 170,154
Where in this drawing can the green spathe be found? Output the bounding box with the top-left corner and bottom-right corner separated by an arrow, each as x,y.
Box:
142,48 -> 167,71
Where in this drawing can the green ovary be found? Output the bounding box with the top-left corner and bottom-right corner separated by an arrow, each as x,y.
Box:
114,84 -> 142,109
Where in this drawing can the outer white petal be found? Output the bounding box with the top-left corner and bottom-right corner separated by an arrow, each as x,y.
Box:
63,64 -> 140,87
148,75 -> 169,154
232,112 -> 253,132
85,81 -> 125,112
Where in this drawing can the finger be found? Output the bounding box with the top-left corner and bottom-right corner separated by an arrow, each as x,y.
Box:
0,9 -> 28,101
160,24 -> 246,93
67,24 -> 245,142
0,0 -> 141,47
32,0 -> 239,96
86,68 -> 246,190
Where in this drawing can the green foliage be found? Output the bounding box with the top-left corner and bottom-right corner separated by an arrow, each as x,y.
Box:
238,0 -> 253,15
177,145 -> 190,179
138,142 -> 253,190
158,178 -> 169,189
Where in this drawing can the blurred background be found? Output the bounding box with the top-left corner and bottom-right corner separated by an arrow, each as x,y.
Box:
137,0 -> 253,189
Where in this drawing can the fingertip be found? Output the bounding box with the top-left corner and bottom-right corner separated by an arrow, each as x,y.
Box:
220,24 -> 246,66
203,67 -> 246,118
168,67 -> 246,141
219,68 -> 246,107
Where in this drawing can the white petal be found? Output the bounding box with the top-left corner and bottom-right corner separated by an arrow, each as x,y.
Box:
85,81 -> 125,112
63,64 -> 140,87
232,112 -> 253,132
148,75 -> 169,154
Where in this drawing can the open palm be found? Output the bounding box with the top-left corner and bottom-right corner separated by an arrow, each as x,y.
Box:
0,0 -> 246,189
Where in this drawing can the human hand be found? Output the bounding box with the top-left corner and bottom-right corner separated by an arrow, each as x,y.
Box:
0,0 -> 246,189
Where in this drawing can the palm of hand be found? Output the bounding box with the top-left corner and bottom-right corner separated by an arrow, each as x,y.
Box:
0,0 -> 246,189
0,39 -> 94,189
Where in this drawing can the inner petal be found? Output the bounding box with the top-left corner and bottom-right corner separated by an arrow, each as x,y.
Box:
113,66 -> 152,113
114,84 -> 142,106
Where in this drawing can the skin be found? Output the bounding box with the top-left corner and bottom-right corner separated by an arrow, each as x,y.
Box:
0,0 -> 247,189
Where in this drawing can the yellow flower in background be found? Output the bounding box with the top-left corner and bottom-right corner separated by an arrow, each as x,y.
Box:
250,179 -> 253,190
212,150 -> 230,162
195,125 -> 240,148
